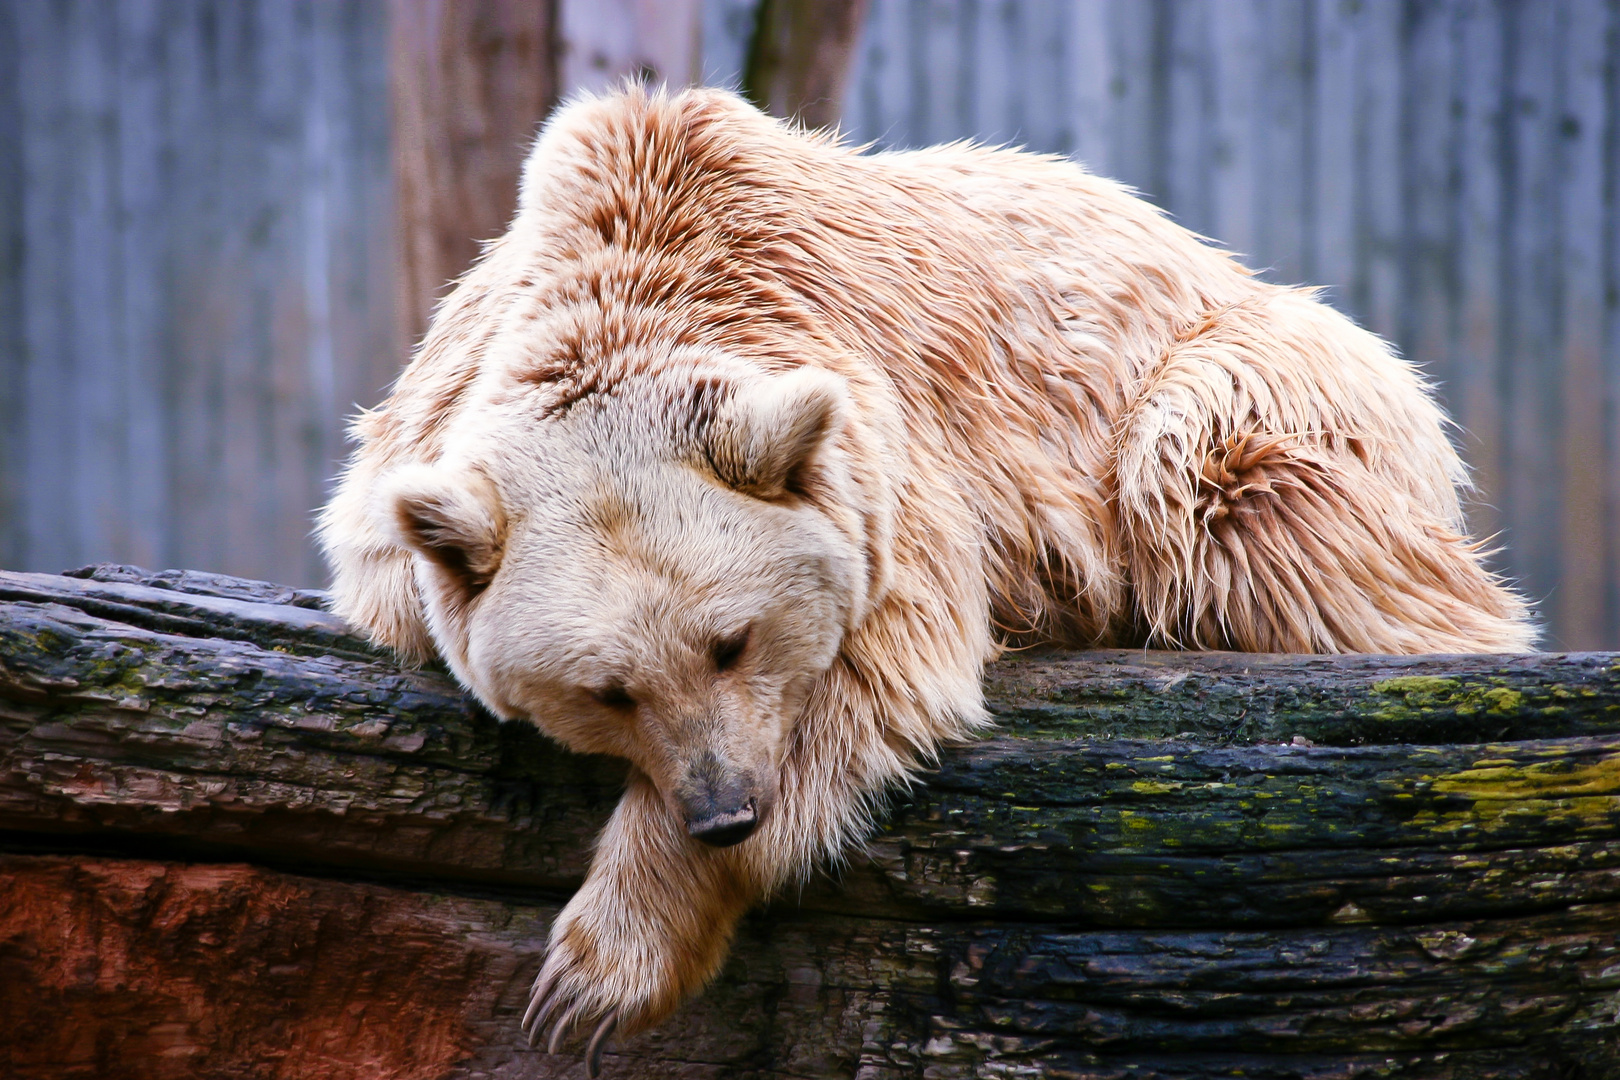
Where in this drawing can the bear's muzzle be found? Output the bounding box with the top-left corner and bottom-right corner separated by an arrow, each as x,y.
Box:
686,800 -> 758,847
679,753 -> 763,847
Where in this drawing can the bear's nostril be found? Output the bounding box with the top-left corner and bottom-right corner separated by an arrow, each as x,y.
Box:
686,801 -> 758,847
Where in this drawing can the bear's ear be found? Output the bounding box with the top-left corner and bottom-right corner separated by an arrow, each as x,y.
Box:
381,464 -> 508,595
707,367 -> 848,498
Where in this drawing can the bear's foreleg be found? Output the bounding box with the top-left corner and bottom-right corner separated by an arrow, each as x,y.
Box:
524,773 -> 755,1073
525,629 -> 986,1071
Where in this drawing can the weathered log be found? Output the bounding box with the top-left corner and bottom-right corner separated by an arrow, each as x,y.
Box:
3,565 -> 1619,1078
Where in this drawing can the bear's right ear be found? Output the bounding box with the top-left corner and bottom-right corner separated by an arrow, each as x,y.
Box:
706,366 -> 849,499
380,464 -> 508,595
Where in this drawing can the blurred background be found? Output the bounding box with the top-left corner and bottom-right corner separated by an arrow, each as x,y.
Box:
0,0 -> 1616,648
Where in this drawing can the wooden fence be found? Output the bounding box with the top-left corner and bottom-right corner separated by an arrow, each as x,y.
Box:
0,0 -> 398,591
3,0 -> 1618,649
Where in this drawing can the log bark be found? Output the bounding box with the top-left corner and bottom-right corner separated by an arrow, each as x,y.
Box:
3,565 -> 1620,1078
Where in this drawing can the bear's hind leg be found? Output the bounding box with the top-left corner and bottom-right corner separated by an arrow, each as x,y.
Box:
1114,314 -> 1536,654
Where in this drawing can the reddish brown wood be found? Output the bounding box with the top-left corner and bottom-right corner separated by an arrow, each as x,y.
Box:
390,0 -> 560,348
0,856 -> 548,1080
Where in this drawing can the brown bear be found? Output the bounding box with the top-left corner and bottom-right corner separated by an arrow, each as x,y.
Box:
318,86 -> 1535,1073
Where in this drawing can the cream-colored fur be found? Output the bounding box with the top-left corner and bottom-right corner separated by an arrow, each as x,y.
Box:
317,86 -> 1535,1068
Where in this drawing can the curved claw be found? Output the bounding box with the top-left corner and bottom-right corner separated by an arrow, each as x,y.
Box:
525,995 -> 557,1049
522,970 -> 558,1041
547,998 -> 589,1055
586,1008 -> 619,1078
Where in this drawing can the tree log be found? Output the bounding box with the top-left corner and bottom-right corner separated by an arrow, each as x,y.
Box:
3,565 -> 1619,1078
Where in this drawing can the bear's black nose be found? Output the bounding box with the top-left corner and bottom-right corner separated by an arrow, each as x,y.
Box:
686,802 -> 757,847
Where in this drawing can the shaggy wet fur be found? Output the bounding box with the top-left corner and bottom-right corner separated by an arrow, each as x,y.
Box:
318,87 -> 1535,1068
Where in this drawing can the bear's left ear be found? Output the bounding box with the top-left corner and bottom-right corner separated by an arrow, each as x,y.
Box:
379,464 -> 508,596
707,367 -> 848,498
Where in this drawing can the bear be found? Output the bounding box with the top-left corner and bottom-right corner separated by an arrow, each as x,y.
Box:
317,85 -> 1535,1073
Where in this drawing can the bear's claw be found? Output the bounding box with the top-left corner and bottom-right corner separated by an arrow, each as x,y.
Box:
520,970 -> 561,1047
586,1009 -> 619,1077
522,967 -> 620,1077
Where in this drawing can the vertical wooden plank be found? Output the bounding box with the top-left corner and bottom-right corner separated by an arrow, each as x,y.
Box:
701,0 -> 760,90
1105,0 -> 1165,200
1558,0 -> 1614,647
879,0 -> 917,148
1161,0 -> 1212,231
1501,0 -> 1566,636
1350,0 -> 1403,339
1309,0 -> 1359,316
1145,0 -> 1172,206
970,0 -> 1022,147
559,0 -> 702,97
236,0 -> 299,583
163,0 -> 231,579
950,0 -> 979,142
1018,0 -> 1076,156
1292,0 -> 1318,284
903,0 -> 931,146
1248,0 -> 1311,285
163,0 -> 241,577
1398,0 -> 1461,409
18,0 -> 102,571
391,0 -> 560,350
281,0 -> 399,587
842,0 -> 910,147
270,0 -> 339,589
112,0 -> 174,572
319,0 -> 400,574
0,0 -> 23,569
1066,0 -> 1116,174
65,0 -> 127,571
902,0 -> 958,148
273,0 -> 398,589
742,0 -> 871,129
241,0 -> 298,579
1450,0 -> 1508,577
297,0 -> 339,585
920,0 -> 965,144
1205,0 -> 1261,261
1606,0 -> 1620,645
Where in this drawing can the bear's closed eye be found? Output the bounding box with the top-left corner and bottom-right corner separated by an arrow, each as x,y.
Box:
711,629 -> 750,671
589,685 -> 635,710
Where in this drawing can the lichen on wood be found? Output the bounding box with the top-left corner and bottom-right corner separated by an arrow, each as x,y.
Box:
3,565 -> 1620,1078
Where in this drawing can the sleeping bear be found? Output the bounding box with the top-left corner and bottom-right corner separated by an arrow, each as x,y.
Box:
318,86 -> 1534,1073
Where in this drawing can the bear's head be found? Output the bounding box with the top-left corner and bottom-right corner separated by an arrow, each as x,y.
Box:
373,359 -> 870,847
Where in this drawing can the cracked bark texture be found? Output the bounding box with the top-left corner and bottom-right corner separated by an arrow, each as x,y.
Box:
3,565 -> 1619,1079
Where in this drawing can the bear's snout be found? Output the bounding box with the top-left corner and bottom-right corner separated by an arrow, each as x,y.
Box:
679,754 -> 763,848
686,800 -> 758,847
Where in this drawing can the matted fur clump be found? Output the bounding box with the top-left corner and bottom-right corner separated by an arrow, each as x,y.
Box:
319,87 -> 1535,1069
